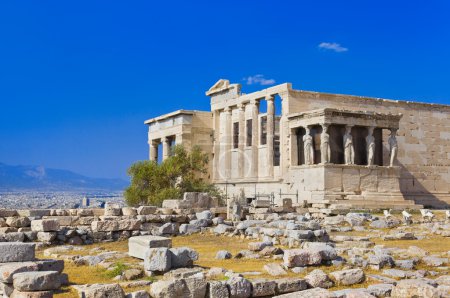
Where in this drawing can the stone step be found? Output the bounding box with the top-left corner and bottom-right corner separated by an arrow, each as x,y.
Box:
336,199 -> 418,206
345,195 -> 408,201
341,203 -> 423,210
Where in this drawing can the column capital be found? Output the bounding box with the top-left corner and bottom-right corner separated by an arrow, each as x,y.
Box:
250,99 -> 259,105
265,94 -> 275,102
320,123 -> 329,129
223,107 -> 231,113
389,127 -> 398,134
237,103 -> 245,111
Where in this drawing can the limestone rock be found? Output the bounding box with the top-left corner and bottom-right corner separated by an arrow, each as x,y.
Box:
226,276 -> 252,298
216,250 -> 232,260
0,262 -> 39,283
75,283 -> 125,298
305,269 -> 334,288
122,207 -> 137,216
159,223 -> 178,235
0,243 -> 35,262
367,283 -> 394,297
179,224 -> 201,235
126,290 -> 150,298
275,278 -> 308,294
36,232 -> 57,242
164,268 -> 203,279
207,281 -> 229,298
214,224 -> 234,234
31,219 -> 59,232
283,249 -> 322,268
170,247 -> 198,268
251,279 -> 277,297
150,278 -> 189,298
196,210 -> 213,220
248,241 -> 272,252
13,271 -> 61,291
274,287 -> 336,297
330,269 -> 365,286
128,235 -> 172,259
391,279 -> 441,298
263,263 -> 287,276
123,269 -> 143,281
6,217 -> 31,228
137,206 -> 157,215
144,248 -> 171,272
184,277 -> 208,298
10,290 -> 53,298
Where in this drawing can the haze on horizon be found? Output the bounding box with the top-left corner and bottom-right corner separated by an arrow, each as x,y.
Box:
1,0 -> 449,180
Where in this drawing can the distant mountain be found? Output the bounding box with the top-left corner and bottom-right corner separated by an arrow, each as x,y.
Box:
0,162 -> 128,191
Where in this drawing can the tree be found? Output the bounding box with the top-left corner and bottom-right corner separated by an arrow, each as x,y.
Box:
124,145 -> 218,207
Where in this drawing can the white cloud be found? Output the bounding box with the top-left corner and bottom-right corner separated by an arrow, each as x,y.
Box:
318,42 -> 348,53
243,74 -> 276,86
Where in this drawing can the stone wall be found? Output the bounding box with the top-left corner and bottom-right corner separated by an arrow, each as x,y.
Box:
287,90 -> 450,208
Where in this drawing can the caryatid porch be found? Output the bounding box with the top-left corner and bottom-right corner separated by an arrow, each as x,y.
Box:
286,108 -> 406,203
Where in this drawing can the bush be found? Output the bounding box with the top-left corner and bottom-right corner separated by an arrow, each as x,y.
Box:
125,145 -> 221,207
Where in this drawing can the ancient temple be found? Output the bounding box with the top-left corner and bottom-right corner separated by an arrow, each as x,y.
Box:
145,79 -> 450,209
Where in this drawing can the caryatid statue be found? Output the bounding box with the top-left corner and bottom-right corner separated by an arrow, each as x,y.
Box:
303,127 -> 314,165
366,127 -> 375,166
320,124 -> 331,164
388,128 -> 398,167
344,126 -> 355,165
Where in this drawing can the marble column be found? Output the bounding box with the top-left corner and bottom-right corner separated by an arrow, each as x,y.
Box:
212,110 -> 220,181
224,107 -> 232,179
149,141 -> 158,162
290,128 -> 298,166
237,104 -> 245,178
250,99 -> 259,178
266,95 -> 275,177
162,137 -> 171,160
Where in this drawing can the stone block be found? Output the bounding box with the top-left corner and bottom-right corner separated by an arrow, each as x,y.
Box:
263,263 -> 287,276
226,276 -> 251,298
275,278 -> 308,294
36,232 -> 57,242
330,269 -> 365,286
0,262 -> 39,283
91,220 -> 119,232
31,220 -> 59,232
128,235 -> 172,259
144,248 -> 172,272
6,217 -> 31,228
104,203 -> 122,216
17,210 -> 51,218
137,206 -> 157,215
0,243 -> 35,262
208,281 -> 229,298
75,283 -> 125,298
35,260 -> 65,274
13,271 -> 61,291
150,278 -> 189,298
283,249 -> 322,268
122,207 -> 137,216
9,290 -> 53,298
170,247 -> 198,268
342,168 -> 360,192
251,279 -> 277,297
117,220 -> 141,231
0,209 -> 18,217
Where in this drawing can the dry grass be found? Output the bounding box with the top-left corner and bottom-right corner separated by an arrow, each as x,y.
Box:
372,235 -> 450,254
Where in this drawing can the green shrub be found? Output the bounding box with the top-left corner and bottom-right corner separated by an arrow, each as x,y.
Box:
125,145 -> 223,207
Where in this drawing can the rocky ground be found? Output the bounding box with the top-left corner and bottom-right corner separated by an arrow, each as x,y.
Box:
22,210 -> 450,297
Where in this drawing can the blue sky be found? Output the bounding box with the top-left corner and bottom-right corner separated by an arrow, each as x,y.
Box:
1,1 -> 449,179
